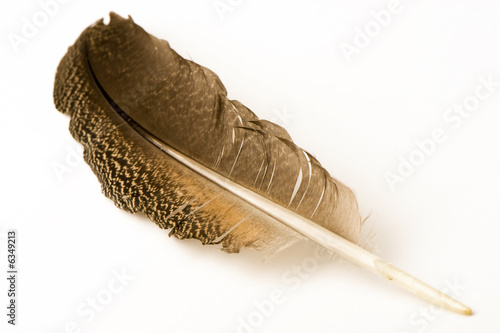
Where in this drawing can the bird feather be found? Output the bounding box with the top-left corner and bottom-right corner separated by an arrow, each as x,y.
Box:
53,12 -> 362,254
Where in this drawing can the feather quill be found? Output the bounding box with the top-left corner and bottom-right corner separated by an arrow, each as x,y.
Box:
53,13 -> 471,314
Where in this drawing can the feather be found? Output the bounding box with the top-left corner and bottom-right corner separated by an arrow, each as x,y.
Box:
53,13 -> 471,315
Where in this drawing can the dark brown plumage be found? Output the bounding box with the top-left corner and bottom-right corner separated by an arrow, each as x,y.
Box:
53,13 -> 362,253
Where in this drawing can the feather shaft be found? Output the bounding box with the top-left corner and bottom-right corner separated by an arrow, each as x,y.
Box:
119,96 -> 471,315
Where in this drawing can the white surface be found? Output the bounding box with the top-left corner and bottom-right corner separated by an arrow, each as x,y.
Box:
1,0 -> 499,332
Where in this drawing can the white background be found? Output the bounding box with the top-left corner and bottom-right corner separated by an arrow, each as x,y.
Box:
1,0 -> 499,332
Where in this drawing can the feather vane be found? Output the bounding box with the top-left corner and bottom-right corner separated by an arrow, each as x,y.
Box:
54,13 -> 362,253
